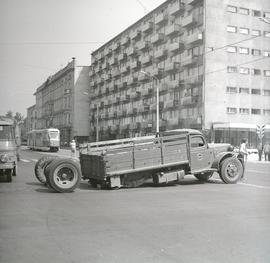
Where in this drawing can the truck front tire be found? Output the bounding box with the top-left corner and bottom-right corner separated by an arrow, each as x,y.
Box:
220,157 -> 243,184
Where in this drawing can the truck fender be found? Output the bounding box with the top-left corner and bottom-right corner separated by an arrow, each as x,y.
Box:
211,152 -> 237,170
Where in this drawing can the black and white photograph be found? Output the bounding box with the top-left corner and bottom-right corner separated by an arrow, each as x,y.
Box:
0,0 -> 270,262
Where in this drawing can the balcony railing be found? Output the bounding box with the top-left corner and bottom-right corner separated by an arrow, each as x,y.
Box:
182,14 -> 203,28
130,60 -> 140,69
151,33 -> 165,44
168,1 -> 185,16
137,41 -> 149,51
186,32 -> 203,45
127,47 -> 137,56
121,37 -> 130,46
165,24 -> 182,36
168,42 -> 185,53
130,30 -> 141,40
181,55 -> 202,67
140,55 -> 152,65
155,13 -> 168,25
164,62 -> 180,72
141,22 -> 153,33
155,49 -> 167,59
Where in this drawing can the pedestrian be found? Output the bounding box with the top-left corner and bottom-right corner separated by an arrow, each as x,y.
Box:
70,139 -> 76,158
257,141 -> 263,161
239,139 -> 248,180
263,142 -> 270,161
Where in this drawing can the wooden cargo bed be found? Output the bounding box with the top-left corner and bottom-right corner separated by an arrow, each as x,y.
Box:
80,133 -> 189,180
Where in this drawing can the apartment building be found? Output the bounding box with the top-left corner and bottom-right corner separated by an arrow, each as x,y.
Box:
34,58 -> 90,145
89,0 -> 270,146
26,104 -> 37,133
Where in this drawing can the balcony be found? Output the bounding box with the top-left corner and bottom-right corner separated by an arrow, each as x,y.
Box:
182,14 -> 203,28
185,75 -> 203,86
104,74 -> 112,81
130,60 -> 140,69
138,73 -> 150,82
104,48 -> 112,56
127,47 -> 137,56
164,100 -> 179,109
127,76 -> 137,86
130,91 -> 140,100
186,0 -> 203,6
164,62 -> 180,72
151,33 -> 165,44
155,49 -> 167,59
112,42 -> 120,51
121,37 -> 130,46
111,69 -> 121,77
118,81 -> 127,89
168,42 -> 185,53
102,62 -> 109,70
141,22 -> 153,33
186,32 -> 203,46
168,1 -> 185,16
108,57 -> 118,66
140,55 -> 152,65
118,53 -> 127,61
181,96 -> 199,106
152,67 -> 163,77
137,41 -> 149,51
181,55 -> 202,67
155,13 -> 168,25
165,24 -> 182,36
130,30 -> 141,40
120,66 -> 130,74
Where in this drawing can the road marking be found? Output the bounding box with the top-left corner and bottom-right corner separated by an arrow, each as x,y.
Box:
31,159 -> 38,162
238,182 -> 270,190
20,159 -> 30,163
246,169 -> 269,175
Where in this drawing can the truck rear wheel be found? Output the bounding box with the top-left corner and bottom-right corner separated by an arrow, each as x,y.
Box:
194,172 -> 213,182
220,157 -> 243,184
46,158 -> 81,193
35,155 -> 59,184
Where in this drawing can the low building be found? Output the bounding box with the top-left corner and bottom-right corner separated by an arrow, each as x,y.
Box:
34,58 -> 90,145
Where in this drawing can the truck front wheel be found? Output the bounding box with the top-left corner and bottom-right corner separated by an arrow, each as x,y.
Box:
220,157 -> 243,184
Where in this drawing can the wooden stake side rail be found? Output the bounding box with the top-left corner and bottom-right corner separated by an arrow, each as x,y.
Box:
80,133 -> 190,179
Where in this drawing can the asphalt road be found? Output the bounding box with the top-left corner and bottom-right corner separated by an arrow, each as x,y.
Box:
0,148 -> 270,263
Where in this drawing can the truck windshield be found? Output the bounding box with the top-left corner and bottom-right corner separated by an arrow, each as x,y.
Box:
0,125 -> 15,140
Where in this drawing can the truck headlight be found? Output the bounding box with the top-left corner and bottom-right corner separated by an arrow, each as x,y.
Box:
0,154 -> 8,163
227,145 -> 234,152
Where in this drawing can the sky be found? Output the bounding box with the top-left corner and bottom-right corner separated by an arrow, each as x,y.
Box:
0,0 -> 165,117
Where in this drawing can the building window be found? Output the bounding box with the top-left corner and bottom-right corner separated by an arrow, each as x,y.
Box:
251,69 -> 261,75
251,29 -> 261,36
264,70 -> 270,77
227,107 -> 237,114
263,90 -> 270,96
227,66 -> 237,73
264,12 -> 270,18
227,46 -> 237,53
239,67 -> 249,74
251,109 -> 261,115
264,50 -> 270,57
239,27 -> 249,35
239,47 -> 249,54
252,10 -> 261,17
239,8 -> 249,15
251,49 -> 261,56
239,87 -> 249,94
251,89 -> 261,95
264,109 -> 270,115
227,5 -> 237,13
239,108 -> 249,114
264,31 -> 270,38
227,25 -> 237,33
226,86 -> 237,93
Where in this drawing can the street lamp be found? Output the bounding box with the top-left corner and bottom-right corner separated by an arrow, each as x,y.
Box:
140,70 -> 160,135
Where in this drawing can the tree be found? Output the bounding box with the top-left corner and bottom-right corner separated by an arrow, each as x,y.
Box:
5,111 -> 25,124
5,110 -> 13,119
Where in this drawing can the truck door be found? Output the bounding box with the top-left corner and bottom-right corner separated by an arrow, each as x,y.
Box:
189,135 -> 212,173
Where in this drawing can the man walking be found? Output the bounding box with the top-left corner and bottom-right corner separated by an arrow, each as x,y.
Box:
70,139 -> 76,158
257,142 -> 263,161
263,142 -> 270,161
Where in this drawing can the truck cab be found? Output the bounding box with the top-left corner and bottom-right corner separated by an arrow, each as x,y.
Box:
0,117 -> 19,182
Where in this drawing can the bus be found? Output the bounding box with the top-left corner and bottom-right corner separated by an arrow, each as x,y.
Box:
27,128 -> 60,152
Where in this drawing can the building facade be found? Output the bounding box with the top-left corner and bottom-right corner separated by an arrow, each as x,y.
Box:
26,104 -> 37,133
34,58 -> 90,145
89,0 -> 270,147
